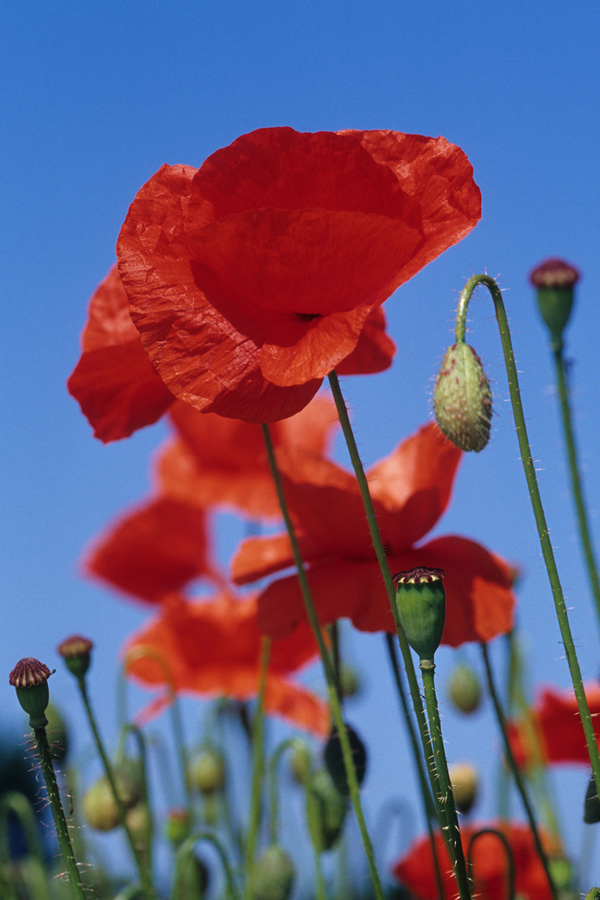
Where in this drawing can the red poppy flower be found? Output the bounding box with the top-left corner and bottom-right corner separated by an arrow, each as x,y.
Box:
67,264 -> 175,442
83,496 -> 217,604
155,393 -> 338,518
507,683 -> 600,767
68,262 -> 395,441
232,422 -> 515,645
123,591 -> 329,737
393,822 -> 552,900
117,127 -> 480,423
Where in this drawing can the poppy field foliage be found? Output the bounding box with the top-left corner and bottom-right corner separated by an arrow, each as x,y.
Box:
11,125 -> 600,900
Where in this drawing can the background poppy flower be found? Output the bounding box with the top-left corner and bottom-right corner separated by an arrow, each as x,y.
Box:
123,591 -> 329,737
83,496 -> 217,604
67,263 -> 175,442
507,683 -> 600,767
232,422 -> 515,645
117,127 -> 480,422
156,393 -> 338,518
392,822 -> 552,900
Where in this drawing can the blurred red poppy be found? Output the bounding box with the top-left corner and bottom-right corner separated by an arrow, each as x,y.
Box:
124,591 -> 328,737
507,683 -> 600,767
68,262 -> 395,441
232,422 -> 515,645
67,264 -> 174,442
83,496 -> 217,604
393,822 -> 552,900
156,393 -> 338,518
116,127 -> 480,422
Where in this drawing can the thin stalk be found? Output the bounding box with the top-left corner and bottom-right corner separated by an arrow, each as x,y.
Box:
480,643 -> 557,899
455,274 -> 600,797
117,724 -> 155,879
385,636 -> 445,900
552,344 -> 600,631
33,726 -> 86,900
172,832 -> 241,900
421,662 -> 472,900
242,636 -> 271,900
76,676 -> 157,900
327,373 -> 448,835
268,738 -> 306,845
305,779 -> 329,900
262,423 -> 385,900
467,828 -> 515,900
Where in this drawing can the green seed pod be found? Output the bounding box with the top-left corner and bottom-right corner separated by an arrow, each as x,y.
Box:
251,845 -> 295,900
449,762 -> 478,815
9,658 -> 53,728
530,258 -> 579,349
393,567 -> 446,663
447,662 -> 482,714
324,723 -> 367,797
306,769 -> 347,853
434,342 -> 492,452
57,635 -> 94,679
190,748 -> 226,795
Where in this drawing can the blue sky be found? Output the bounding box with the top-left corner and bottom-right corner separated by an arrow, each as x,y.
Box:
3,0 -> 600,886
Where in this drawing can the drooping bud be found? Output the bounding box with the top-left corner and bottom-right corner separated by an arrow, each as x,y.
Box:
57,635 -> 94,679
251,845 -> 296,900
324,722 -> 367,797
434,342 -> 492,452
339,664 -> 361,699
530,258 -> 579,349
447,662 -> 483,714
393,567 -> 446,663
305,769 -> 347,852
82,765 -> 143,832
9,658 -> 54,728
190,748 -> 226,795
448,762 -> 478,815
289,740 -> 312,785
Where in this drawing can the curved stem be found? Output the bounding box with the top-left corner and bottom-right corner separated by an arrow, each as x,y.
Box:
33,726 -> 86,900
242,636 -> 270,900
421,663 -> 472,900
552,345 -> 600,631
268,737 -> 307,845
467,828 -> 515,900
327,374 -> 446,827
261,423 -> 384,900
76,676 -> 158,899
480,643 -> 557,899
118,723 -> 155,877
172,831 -> 241,900
455,274 -> 600,797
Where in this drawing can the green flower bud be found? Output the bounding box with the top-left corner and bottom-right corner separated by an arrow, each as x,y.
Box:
82,766 -> 143,832
9,658 -> 54,728
548,856 -> 573,891
449,762 -> 478,815
190,748 -> 226,795
393,567 -> 446,663
324,723 -> 367,797
585,889 -> 600,900
289,740 -> 312,785
447,662 -> 482,714
57,635 -> 94,679
251,845 -> 295,900
434,342 -> 492,452
339,664 -> 361,699
306,769 -> 347,852
530,258 -> 579,349
166,808 -> 192,845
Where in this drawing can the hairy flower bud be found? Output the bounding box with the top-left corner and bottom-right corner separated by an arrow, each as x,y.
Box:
393,567 -> 446,662
530,257 -> 579,349
434,342 -> 492,452
447,662 -> 482,714
251,845 -> 296,900
82,766 -> 142,832
190,748 -> 226,795
449,762 -> 478,814
9,658 -> 53,728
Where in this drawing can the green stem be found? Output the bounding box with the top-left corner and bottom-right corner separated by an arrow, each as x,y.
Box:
268,738 -> 306,845
455,274 -> 600,797
385,636 -> 445,900
242,636 -> 271,900
117,723 -> 155,878
467,828 -> 515,900
421,663 -> 472,900
327,373 -> 447,831
552,345 -> 600,632
0,792 -> 52,900
305,779 -> 329,900
480,643 -> 557,899
76,676 -> 158,899
172,832 -> 241,900
261,423 -> 385,900
33,726 -> 86,900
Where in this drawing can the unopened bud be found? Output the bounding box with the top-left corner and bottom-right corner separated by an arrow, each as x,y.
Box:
289,741 -> 312,785
530,258 -> 579,349
324,723 -> 367,796
339,664 -> 361,699
82,765 -> 143,832
190,748 -> 226,795
251,845 -> 295,900
447,663 -> 482,714
434,342 -> 492,452
393,567 -> 446,663
449,762 -> 478,814
306,769 -> 347,852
